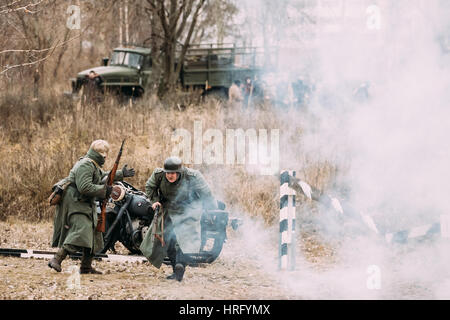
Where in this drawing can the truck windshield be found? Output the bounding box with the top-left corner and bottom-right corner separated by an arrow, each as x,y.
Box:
110,51 -> 143,68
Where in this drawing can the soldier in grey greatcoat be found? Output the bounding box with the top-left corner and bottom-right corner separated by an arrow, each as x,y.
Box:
48,140 -> 135,274
139,156 -> 217,281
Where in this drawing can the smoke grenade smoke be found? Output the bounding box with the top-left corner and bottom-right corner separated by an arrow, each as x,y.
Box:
294,0 -> 450,299
222,0 -> 450,299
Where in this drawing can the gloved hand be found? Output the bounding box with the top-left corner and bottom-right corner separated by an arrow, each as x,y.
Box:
122,164 -> 135,178
152,202 -> 161,210
105,185 -> 113,199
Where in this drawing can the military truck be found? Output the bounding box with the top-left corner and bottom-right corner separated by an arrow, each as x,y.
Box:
69,43 -> 266,98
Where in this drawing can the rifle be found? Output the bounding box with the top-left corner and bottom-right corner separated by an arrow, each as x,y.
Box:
96,139 -> 125,233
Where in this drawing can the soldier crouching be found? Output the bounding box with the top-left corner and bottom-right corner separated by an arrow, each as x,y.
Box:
140,156 -> 218,282
48,139 -> 135,274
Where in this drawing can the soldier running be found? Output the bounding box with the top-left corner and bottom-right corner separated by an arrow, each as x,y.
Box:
140,156 -> 218,282
48,140 -> 135,274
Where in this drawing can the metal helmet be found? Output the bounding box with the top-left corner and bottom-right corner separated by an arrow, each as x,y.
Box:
163,156 -> 183,173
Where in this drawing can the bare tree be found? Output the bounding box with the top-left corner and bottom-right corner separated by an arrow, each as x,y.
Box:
191,0 -> 238,44
0,0 -> 119,90
146,0 -> 206,98
0,0 -> 239,95
0,0 -> 71,93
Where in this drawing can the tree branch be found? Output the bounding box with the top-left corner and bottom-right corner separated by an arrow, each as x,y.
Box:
158,0 -> 170,37
175,0 -> 194,39
169,0 -> 186,37
146,0 -> 156,10
0,0 -> 46,15
0,25 -> 85,55
175,0 -> 205,75
0,26 -> 87,75
0,0 -> 23,10
0,39 -> 57,75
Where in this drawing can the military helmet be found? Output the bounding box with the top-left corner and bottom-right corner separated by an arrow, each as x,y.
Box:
163,156 -> 183,173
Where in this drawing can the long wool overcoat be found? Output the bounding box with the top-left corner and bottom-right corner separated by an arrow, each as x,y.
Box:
51,149 -> 123,253
139,167 -> 216,268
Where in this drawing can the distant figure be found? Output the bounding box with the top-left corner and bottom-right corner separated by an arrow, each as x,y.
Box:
84,70 -> 103,103
251,75 -> 263,104
292,78 -> 310,107
353,82 -> 370,103
243,76 -> 253,108
228,80 -> 243,107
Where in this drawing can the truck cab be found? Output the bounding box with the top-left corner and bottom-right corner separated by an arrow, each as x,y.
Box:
71,46 -> 151,97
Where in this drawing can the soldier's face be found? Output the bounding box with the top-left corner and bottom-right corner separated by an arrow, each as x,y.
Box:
165,172 -> 178,183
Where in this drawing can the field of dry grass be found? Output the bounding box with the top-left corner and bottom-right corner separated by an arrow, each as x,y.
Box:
0,89 -> 338,224
0,89 -> 341,300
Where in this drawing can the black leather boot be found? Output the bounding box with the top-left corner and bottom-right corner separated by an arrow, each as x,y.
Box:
166,264 -> 177,280
166,237 -> 178,280
174,248 -> 187,282
48,248 -> 68,272
174,263 -> 185,282
80,248 -> 102,274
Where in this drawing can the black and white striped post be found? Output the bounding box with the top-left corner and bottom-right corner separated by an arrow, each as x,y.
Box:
279,170 -> 296,271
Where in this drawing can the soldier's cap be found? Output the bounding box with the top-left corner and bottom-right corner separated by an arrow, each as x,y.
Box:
163,156 -> 183,173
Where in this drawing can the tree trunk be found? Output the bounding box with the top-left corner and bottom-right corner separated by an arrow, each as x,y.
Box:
53,29 -> 71,78
125,0 -> 129,44
119,3 -> 123,45
151,0 -> 206,100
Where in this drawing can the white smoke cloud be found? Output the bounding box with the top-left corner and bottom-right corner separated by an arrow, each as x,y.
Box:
298,0 -> 450,299
228,0 -> 450,299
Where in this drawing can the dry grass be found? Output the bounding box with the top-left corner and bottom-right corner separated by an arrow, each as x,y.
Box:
0,88 -> 339,224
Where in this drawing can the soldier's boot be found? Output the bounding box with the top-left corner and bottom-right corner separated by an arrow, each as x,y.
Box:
48,248 -> 68,272
80,248 -> 102,275
165,239 -> 178,280
166,264 -> 177,280
174,249 -> 186,282
174,263 -> 185,282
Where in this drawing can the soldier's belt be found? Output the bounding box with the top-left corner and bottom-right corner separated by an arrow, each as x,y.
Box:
68,183 -> 95,204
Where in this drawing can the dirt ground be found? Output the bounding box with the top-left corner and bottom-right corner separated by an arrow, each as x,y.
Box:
0,219 -> 323,300
1,219 -> 448,300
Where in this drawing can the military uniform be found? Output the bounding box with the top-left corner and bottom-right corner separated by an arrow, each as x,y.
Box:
49,148 -> 124,273
228,83 -> 243,103
140,166 -> 217,274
